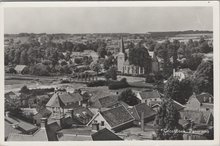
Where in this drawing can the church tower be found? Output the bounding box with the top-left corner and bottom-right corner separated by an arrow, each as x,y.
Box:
117,37 -> 125,73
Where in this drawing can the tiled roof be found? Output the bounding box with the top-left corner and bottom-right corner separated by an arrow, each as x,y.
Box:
46,92 -> 83,108
100,106 -> 135,128
92,128 -> 123,141
93,95 -> 119,108
130,103 -> 156,121
139,90 -> 161,100
46,93 -> 65,108
5,91 -> 19,99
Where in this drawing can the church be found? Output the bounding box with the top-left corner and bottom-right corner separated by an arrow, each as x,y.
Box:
117,37 -> 160,75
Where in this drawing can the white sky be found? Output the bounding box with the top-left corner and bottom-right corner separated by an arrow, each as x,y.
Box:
4,7 -> 213,34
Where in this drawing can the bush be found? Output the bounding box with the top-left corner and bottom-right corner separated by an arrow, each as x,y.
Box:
87,80 -> 107,87
108,78 -> 129,90
145,74 -> 155,83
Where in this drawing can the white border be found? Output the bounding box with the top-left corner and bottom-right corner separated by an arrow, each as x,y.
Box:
0,1 -> 219,146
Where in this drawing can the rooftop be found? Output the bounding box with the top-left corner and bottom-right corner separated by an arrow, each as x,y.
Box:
100,105 -> 135,128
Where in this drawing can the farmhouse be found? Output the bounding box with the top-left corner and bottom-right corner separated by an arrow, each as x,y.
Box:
185,92 -> 213,112
136,89 -> 162,106
87,106 -> 135,132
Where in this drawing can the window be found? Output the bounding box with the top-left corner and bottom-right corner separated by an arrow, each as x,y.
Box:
101,121 -> 104,126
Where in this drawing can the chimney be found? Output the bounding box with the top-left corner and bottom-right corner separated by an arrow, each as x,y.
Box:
40,118 -> 48,129
141,112 -> 145,131
92,121 -> 99,132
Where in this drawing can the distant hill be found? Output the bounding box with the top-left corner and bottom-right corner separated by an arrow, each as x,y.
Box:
149,30 -> 213,39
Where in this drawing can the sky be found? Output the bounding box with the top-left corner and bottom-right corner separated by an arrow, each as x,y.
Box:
4,7 -> 213,34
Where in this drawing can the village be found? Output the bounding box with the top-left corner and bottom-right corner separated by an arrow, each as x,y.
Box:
4,31 -> 214,141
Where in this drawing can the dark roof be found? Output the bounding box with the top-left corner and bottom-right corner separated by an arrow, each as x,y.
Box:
92,128 -> 123,141
5,91 -> 19,100
46,92 -> 83,108
94,95 -> 119,108
195,93 -> 213,104
100,106 -> 135,128
130,103 -> 156,121
46,122 -> 61,141
139,90 -> 161,100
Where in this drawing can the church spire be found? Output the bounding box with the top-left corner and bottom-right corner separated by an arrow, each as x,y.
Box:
120,36 -> 125,53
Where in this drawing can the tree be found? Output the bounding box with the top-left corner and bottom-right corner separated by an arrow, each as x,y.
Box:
97,46 -> 107,58
90,61 -> 101,75
154,98 -> 183,140
118,89 -> 139,106
20,49 -> 28,65
103,55 -> 115,70
193,60 -> 213,95
29,63 -> 50,76
105,66 -> 117,80
129,42 -> 152,73
172,40 -> 180,69
164,76 -> 193,104
181,53 -> 203,71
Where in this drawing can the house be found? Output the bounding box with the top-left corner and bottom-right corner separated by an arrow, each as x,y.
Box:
14,65 -> 28,74
179,110 -> 213,129
136,89 -> 162,106
7,118 -> 61,141
185,92 -> 213,112
151,99 -> 185,112
129,103 -> 156,126
91,95 -> 119,109
46,92 -> 83,112
87,105 -> 135,132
